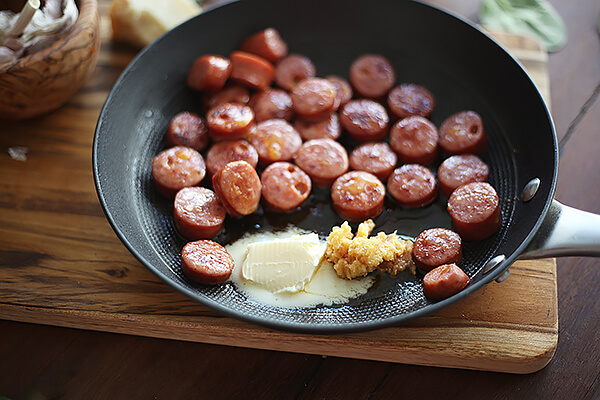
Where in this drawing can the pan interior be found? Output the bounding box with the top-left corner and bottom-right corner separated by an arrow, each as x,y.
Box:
94,0 -> 556,331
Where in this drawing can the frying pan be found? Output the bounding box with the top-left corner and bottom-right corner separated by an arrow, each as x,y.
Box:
93,0 -> 600,333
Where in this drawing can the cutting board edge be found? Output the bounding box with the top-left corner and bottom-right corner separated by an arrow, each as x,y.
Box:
0,299 -> 558,374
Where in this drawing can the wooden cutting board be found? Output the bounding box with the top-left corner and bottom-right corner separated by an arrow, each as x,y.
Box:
0,22 -> 556,375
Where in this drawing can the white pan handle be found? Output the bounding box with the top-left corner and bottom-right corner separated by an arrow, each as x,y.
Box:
519,200 -> 600,259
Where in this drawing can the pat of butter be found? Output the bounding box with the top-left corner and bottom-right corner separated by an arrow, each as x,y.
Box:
110,0 -> 202,48
242,234 -> 325,293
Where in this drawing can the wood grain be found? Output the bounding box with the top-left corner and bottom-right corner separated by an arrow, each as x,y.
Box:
2,1 -> 599,398
0,0 -> 102,120
0,17 -> 557,377
1,0 -> 598,398
545,0 -> 600,142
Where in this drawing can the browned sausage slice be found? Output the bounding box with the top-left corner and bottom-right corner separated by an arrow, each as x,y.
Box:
152,146 -> 206,198
291,77 -> 337,122
248,119 -> 302,167
165,112 -> 209,152
239,27 -> 288,63
294,112 -> 341,141
439,110 -> 486,155
203,84 -> 250,111
387,83 -> 435,120
412,228 -> 462,271
349,54 -> 396,98
389,115 -> 439,166
249,88 -> 293,122
261,162 -> 312,212
206,103 -> 256,141
187,55 -> 231,92
339,99 -> 389,142
274,54 -> 316,91
387,164 -> 438,208
447,181 -> 502,241
331,171 -> 386,221
437,154 -> 489,197
205,139 -> 259,176
423,263 -> 470,301
174,187 -> 226,240
212,160 -> 261,217
349,142 -> 397,181
326,75 -> 353,110
181,240 -> 235,285
293,138 -> 349,187
229,51 -> 275,91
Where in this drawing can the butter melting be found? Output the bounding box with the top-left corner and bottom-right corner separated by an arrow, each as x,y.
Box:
227,228 -> 375,308
242,233 -> 323,293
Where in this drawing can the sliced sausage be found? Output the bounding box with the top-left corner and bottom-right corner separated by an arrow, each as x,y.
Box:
439,110 -> 486,155
326,75 -> 353,110
205,139 -> 259,176
387,164 -> 438,208
291,77 -> 337,122
187,55 -> 231,92
229,51 -> 275,91
423,263 -> 470,301
348,54 -> 395,99
294,112 -> 341,141
274,53 -> 316,91
387,83 -> 435,120
437,154 -> 489,197
293,138 -> 349,188
152,146 -> 206,198
181,240 -> 235,285
389,115 -> 439,166
203,84 -> 250,111
339,99 -> 389,142
239,27 -> 288,63
447,181 -> 502,241
165,112 -> 209,152
248,119 -> 302,167
212,160 -> 261,217
174,187 -> 226,240
412,228 -> 462,271
331,171 -> 386,221
206,103 -> 256,141
261,162 -> 312,212
349,142 -> 397,181
249,88 -> 293,122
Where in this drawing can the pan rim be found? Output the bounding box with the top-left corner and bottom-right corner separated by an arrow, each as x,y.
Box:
92,0 -> 558,333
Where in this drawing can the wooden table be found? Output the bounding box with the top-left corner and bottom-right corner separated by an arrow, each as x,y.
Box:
1,0 -> 599,398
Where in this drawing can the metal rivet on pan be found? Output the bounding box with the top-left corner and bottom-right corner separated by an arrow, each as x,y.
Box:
495,269 -> 511,283
483,254 -> 506,274
521,178 -> 541,202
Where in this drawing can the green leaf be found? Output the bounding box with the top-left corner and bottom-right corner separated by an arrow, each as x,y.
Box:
479,0 -> 567,52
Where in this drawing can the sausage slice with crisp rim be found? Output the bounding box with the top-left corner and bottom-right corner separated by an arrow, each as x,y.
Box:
212,160 -> 261,217
181,240 -> 235,285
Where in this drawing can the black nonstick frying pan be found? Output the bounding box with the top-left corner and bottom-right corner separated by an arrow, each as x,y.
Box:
93,0 -> 600,333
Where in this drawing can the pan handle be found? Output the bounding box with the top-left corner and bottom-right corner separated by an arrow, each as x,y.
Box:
519,200 -> 600,259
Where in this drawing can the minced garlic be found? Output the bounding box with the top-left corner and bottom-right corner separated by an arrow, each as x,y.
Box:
324,219 -> 416,279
